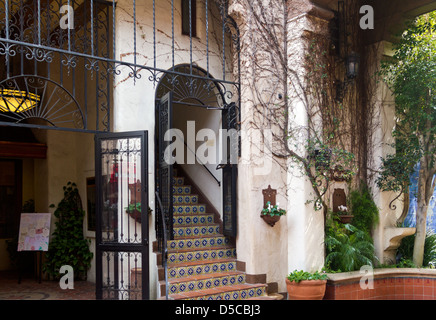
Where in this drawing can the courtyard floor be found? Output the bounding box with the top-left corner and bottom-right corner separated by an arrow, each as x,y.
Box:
0,271 -> 95,300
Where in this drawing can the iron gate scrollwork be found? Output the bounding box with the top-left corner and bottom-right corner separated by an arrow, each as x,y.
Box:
0,0 -> 113,133
95,131 -> 149,300
0,75 -> 84,128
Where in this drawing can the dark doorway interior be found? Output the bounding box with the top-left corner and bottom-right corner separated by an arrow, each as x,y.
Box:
0,159 -> 22,239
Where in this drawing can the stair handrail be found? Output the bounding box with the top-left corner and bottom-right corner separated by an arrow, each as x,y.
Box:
174,130 -> 221,186
155,191 -> 169,300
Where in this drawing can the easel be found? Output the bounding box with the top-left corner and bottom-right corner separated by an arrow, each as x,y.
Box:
16,212 -> 51,284
18,250 -> 43,284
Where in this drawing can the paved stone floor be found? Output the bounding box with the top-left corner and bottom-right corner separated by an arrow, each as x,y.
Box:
0,271 -> 96,300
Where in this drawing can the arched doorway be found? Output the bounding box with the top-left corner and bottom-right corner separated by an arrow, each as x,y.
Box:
154,64 -> 239,255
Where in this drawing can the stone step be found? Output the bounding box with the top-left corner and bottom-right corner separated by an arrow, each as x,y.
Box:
173,213 -> 214,226
167,258 -> 237,279
173,224 -> 220,238
167,235 -> 231,251
167,246 -> 236,264
168,283 -> 268,300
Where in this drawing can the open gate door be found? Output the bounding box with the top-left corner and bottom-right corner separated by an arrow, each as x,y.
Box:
157,92 -> 174,244
95,131 -> 149,300
220,102 -> 238,238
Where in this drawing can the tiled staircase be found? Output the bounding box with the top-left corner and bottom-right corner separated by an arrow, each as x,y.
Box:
156,170 -> 270,300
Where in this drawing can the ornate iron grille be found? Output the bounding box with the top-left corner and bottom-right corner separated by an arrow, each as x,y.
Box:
0,0 -> 113,132
0,0 -> 241,133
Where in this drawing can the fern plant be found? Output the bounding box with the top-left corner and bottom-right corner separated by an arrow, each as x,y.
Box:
325,222 -> 377,272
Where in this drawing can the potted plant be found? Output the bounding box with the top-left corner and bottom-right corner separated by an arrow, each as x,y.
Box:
260,201 -> 286,227
337,205 -> 354,224
286,270 -> 328,300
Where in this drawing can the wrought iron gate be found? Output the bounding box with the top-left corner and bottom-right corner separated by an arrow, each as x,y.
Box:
221,102 -> 238,237
95,131 -> 149,300
156,92 -> 173,254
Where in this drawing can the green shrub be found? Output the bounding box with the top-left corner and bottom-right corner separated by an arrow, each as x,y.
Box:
43,182 -> 93,280
397,232 -> 436,267
287,270 -> 328,283
350,184 -> 379,235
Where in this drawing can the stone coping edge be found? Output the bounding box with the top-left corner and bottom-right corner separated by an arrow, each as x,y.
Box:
326,268 -> 436,284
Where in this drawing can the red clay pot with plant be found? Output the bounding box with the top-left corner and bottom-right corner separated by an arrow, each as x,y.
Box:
286,270 -> 328,300
286,279 -> 327,300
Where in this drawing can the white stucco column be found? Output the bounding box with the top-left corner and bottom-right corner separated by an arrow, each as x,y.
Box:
229,0 -> 333,293
367,41 -> 410,265
285,10 -> 332,274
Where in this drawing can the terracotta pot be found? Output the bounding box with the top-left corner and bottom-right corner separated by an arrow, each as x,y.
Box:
339,214 -> 354,224
286,279 -> 327,300
261,214 -> 281,227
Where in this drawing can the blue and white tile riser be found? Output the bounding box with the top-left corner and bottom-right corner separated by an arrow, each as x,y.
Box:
173,224 -> 220,238
168,261 -> 237,279
167,248 -> 237,264
173,195 -> 199,205
173,185 -> 192,195
189,286 -> 267,300
168,273 -> 246,295
173,204 -> 206,214
168,236 -> 231,251
172,177 -> 185,186
173,214 -> 214,226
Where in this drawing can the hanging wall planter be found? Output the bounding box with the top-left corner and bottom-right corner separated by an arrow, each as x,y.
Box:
338,214 -> 354,224
126,203 -> 152,224
260,201 -> 286,227
260,186 -> 286,227
127,208 -> 142,223
261,214 -> 281,227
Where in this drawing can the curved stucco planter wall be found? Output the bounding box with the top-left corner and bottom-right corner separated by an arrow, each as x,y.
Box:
325,268 -> 436,300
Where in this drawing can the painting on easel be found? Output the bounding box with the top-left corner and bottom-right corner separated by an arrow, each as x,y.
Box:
17,213 -> 51,252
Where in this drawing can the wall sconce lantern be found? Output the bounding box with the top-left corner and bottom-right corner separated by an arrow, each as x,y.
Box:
334,1 -> 361,103
345,51 -> 360,79
336,52 -> 360,102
